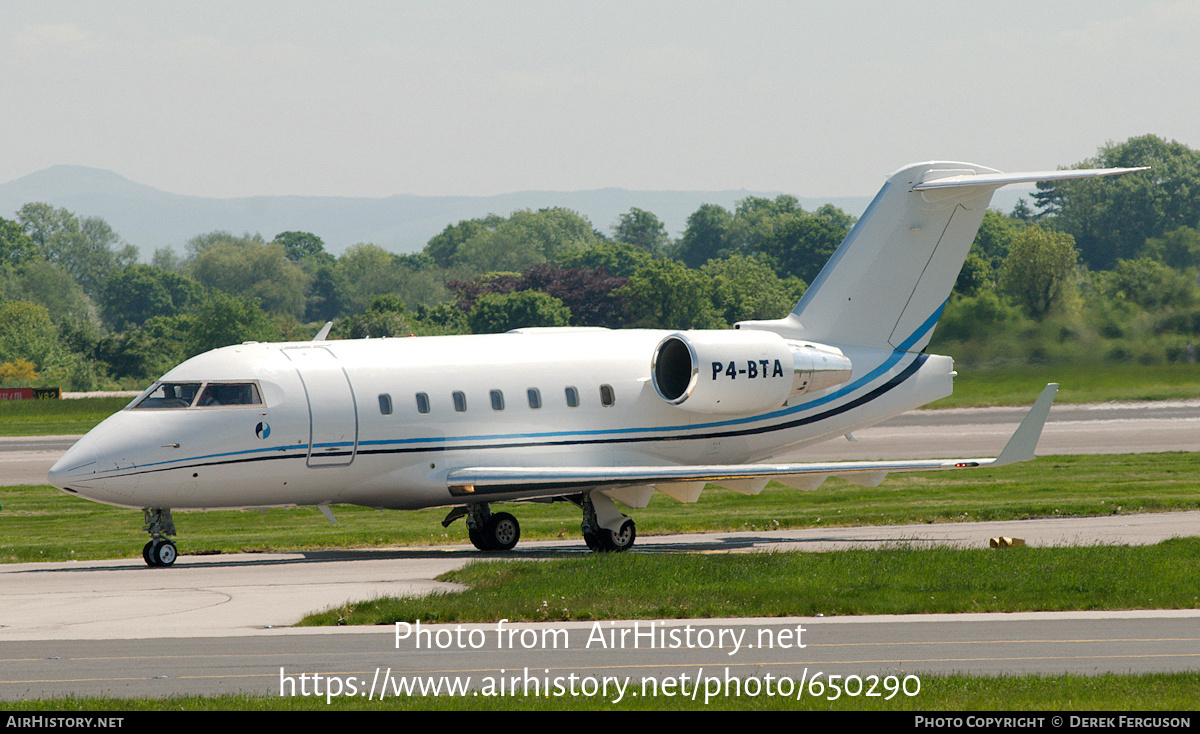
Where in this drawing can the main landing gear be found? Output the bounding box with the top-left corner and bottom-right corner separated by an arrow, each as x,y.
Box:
577,493 -> 636,552
142,508 -> 178,567
463,504 -> 521,551
442,493 -> 636,553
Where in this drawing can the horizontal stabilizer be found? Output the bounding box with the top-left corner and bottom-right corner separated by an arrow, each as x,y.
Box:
911,167 -> 1147,191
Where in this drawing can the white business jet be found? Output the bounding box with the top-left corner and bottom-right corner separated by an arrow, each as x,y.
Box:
48,161 -> 1143,566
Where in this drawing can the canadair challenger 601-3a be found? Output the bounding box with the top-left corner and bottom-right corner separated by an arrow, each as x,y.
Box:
48,161 -> 1142,565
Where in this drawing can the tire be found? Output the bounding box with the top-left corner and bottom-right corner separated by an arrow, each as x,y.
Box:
598,519 -> 636,552
484,512 -> 520,551
582,528 -> 601,551
151,540 -> 177,566
143,541 -> 156,566
468,525 -> 490,551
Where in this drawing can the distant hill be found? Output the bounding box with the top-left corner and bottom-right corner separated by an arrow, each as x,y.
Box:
2,165 -> 1035,261
0,165 -> 879,260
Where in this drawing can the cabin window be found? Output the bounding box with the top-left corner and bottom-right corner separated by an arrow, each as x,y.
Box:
600,384 -> 615,407
527,388 -> 541,409
415,392 -> 430,414
565,386 -> 579,408
453,391 -> 467,412
378,394 -> 393,415
490,389 -> 505,411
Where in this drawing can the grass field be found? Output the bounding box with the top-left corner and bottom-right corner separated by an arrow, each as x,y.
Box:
299,538 -> 1200,625
5,672 -> 1197,710
0,396 -> 129,436
928,363 -> 1200,407
4,452 -> 1200,563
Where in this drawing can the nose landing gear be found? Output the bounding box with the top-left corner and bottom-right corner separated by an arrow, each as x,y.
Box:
142,508 -> 178,567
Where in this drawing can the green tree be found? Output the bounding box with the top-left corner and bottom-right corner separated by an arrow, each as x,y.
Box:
702,255 -> 806,325
998,228 -> 1081,318
16,203 -> 137,298
187,233 -> 309,318
612,208 -> 669,255
0,217 -> 38,270
674,204 -> 733,268
1,259 -> 93,324
1143,226 -> 1200,270
151,246 -> 186,274
726,195 -> 802,255
102,265 -> 203,330
1094,257 -> 1196,311
1034,135 -> 1200,269
337,243 -> 397,315
425,215 -> 505,268
334,244 -> 448,316
305,263 -> 345,322
755,212 -> 847,283
338,294 -> 412,338
139,315 -> 193,374
450,208 -> 604,275
953,253 -> 994,297
932,290 -> 1028,344
0,300 -> 65,372
94,329 -> 163,381
467,290 -> 571,334
274,231 -> 331,264
971,210 -> 1025,269
616,259 -> 722,329
557,240 -> 653,278
186,292 -> 280,355
710,196 -> 855,282
412,302 -> 470,335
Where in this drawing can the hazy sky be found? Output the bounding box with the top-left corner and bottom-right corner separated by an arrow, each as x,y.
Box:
3,1 -> 1198,199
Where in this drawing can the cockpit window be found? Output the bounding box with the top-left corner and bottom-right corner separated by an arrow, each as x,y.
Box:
132,382 -> 202,409
197,382 -> 262,407
131,382 -> 261,409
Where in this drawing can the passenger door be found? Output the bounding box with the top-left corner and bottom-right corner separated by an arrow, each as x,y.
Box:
282,346 -> 359,468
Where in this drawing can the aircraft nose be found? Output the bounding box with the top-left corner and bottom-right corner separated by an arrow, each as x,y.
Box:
47,437 -> 98,490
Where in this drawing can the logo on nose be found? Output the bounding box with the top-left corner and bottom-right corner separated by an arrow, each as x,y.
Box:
256,422 -> 271,439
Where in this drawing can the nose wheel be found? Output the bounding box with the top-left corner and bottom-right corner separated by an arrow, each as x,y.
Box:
141,508 -> 178,567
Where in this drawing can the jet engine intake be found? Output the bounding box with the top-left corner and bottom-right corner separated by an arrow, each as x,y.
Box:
651,331 -> 852,414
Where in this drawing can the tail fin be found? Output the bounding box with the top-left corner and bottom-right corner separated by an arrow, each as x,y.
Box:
737,161 -> 1146,351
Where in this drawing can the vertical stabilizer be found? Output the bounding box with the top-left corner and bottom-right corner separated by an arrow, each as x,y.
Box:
737,162 -> 1146,352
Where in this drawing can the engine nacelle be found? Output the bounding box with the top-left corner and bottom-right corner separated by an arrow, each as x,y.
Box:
651,331 -> 853,414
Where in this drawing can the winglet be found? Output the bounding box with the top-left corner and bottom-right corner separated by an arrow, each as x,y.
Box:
992,383 -> 1058,466
313,322 -> 333,341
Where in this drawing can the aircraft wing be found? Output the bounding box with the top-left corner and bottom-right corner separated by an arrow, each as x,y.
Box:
447,384 -> 1057,503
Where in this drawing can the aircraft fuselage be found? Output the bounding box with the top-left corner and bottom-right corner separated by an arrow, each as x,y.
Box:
49,327 -> 950,512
